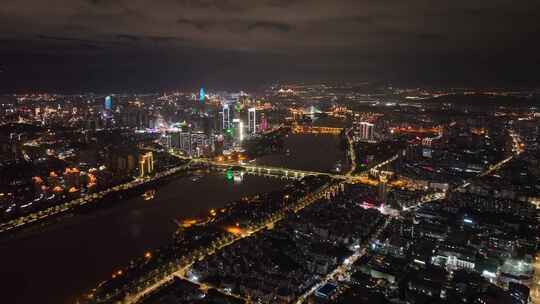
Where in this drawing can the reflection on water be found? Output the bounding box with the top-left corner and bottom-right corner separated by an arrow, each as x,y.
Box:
142,189 -> 156,201
256,134 -> 348,173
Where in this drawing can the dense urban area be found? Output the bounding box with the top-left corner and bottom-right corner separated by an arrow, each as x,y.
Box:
0,84 -> 539,304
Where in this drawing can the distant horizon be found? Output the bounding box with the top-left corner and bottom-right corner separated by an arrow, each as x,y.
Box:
2,81 -> 540,96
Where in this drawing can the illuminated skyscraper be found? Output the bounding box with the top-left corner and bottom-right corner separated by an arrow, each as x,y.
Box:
103,95 -> 114,129
248,107 -> 256,134
222,104 -> 230,131
199,88 -> 205,104
355,121 -> 374,142
232,119 -> 244,142
105,96 -> 113,111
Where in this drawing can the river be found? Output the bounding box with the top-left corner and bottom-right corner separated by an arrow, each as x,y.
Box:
255,133 -> 349,173
0,134 -> 347,304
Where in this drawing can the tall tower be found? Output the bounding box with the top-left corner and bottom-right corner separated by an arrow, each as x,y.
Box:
105,96 -> 113,111
103,96 -> 113,129
199,88 -> 206,104
248,107 -> 256,134
231,118 -> 243,142
222,104 -> 230,131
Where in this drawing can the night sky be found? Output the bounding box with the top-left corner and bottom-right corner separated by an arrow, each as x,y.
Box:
1,0 -> 539,92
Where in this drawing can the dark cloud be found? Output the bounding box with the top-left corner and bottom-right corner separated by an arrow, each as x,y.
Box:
116,34 -> 141,41
147,35 -> 188,43
265,0 -> 296,8
176,18 -> 212,30
247,21 -> 292,33
36,34 -> 97,44
175,0 -> 248,12
348,16 -> 375,25
0,0 -> 539,92
85,0 -> 103,5
79,43 -> 100,50
416,33 -> 448,42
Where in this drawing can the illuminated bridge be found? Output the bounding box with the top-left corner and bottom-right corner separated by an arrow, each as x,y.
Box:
168,148 -> 397,186
189,159 -> 381,187
193,159 -> 333,180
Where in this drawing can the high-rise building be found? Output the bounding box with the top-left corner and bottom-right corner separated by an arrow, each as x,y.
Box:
199,88 -> 206,104
160,134 -> 172,149
103,96 -> 114,129
248,107 -> 257,134
105,96 -> 113,111
179,132 -> 192,154
232,118 -> 244,142
190,131 -> 210,157
355,121 -> 374,142
222,104 -> 231,131
168,129 -> 212,157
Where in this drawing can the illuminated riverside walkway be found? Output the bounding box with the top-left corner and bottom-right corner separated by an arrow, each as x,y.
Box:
0,162 -> 193,234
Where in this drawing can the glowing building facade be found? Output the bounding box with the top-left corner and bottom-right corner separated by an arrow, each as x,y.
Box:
248,107 -> 257,134
222,104 -> 231,131
139,152 -> 154,177
105,96 -> 113,111
199,88 -> 205,103
354,121 -> 374,142
232,118 -> 244,142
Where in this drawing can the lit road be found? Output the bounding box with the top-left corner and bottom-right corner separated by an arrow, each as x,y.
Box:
295,217 -> 390,304
178,272 -> 249,303
401,191 -> 447,211
369,153 -> 400,176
